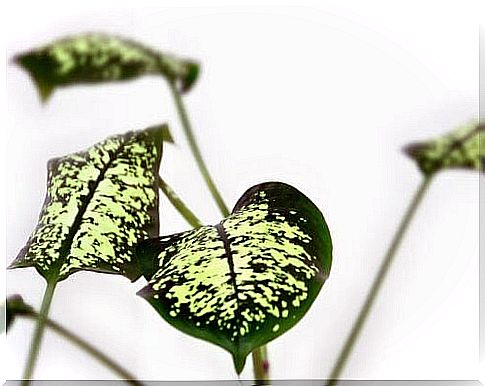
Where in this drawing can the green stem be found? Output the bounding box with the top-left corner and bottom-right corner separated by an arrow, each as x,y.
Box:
168,81 -> 230,217
167,81 -> 270,380
325,175 -> 433,386
22,279 -> 57,385
158,176 -> 203,228
252,345 -> 270,383
21,312 -> 142,386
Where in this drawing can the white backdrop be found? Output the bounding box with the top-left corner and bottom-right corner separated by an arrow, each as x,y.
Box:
2,0 -> 482,382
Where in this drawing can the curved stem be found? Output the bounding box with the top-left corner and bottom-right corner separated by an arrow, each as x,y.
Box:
167,82 -> 270,380
168,82 -> 271,380
168,81 -> 230,217
158,176 -> 203,228
22,280 -> 57,385
325,176 -> 433,386
21,312 -> 142,386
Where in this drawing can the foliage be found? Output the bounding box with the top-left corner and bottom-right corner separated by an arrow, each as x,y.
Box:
9,125 -> 167,283
5,295 -> 34,331
137,182 -> 332,372
9,31 -> 482,383
404,122 -> 484,175
15,34 -> 199,101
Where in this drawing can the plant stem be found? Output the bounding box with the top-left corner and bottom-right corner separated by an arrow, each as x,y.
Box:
167,81 -> 270,380
22,279 -> 57,385
325,175 -> 433,386
252,345 -> 270,383
21,312 -> 142,386
168,81 -> 230,217
158,176 -> 203,228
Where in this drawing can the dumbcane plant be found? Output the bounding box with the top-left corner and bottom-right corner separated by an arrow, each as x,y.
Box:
4,33 -> 484,385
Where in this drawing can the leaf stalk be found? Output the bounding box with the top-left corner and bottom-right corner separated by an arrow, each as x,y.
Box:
252,345 -> 270,383
325,175 -> 433,386
167,82 -> 270,380
20,311 -> 142,386
168,80 -> 230,217
22,279 -> 57,385
158,176 -> 203,228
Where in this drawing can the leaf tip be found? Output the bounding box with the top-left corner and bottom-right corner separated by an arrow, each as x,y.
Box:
160,124 -> 174,144
232,355 -> 246,375
143,123 -> 174,144
13,51 -> 54,103
137,285 -> 156,300
180,61 -> 200,93
121,263 -> 142,283
5,295 -> 34,331
402,142 -> 424,158
37,83 -> 55,103
232,352 -> 247,375
7,255 -> 25,271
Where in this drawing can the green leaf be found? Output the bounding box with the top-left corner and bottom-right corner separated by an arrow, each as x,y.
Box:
9,125 -> 166,283
14,33 -> 199,102
136,182 -> 332,373
404,122 -> 484,175
4,295 -> 34,331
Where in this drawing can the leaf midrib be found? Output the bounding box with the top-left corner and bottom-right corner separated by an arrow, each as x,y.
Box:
51,139 -> 129,279
215,222 -> 243,344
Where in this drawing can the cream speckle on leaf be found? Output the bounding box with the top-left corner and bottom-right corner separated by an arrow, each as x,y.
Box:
404,122 -> 484,175
9,124 -> 166,283
136,182 -> 333,374
14,33 -> 199,102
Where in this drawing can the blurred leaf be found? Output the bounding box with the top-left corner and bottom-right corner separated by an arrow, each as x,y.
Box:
9,125 -> 167,283
4,295 -> 34,331
14,33 -> 199,102
404,122 -> 484,175
0,301 -> 5,333
137,182 -> 332,373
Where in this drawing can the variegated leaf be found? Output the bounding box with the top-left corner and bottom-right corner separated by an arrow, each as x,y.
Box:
9,125 -> 167,283
15,33 -> 199,102
136,182 -> 332,373
404,122 -> 484,175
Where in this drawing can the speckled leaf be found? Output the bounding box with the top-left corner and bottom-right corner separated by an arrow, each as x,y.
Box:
15,33 -> 199,102
9,125 -> 166,283
404,122 -> 485,175
137,182 -> 332,373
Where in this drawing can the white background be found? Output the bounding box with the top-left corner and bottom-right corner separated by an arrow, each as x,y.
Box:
1,0 -> 482,382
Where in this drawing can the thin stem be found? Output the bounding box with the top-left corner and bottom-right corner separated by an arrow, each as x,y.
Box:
252,345 -> 270,383
158,176 -> 203,228
325,175 -> 434,386
21,312 -> 142,386
167,81 -> 270,380
22,279 -> 57,385
168,81 -> 230,217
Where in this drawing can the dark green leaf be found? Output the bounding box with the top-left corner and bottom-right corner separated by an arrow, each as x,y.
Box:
14,33 -> 199,102
4,295 -> 34,331
404,122 -> 484,175
9,125 -> 166,283
137,182 -> 332,373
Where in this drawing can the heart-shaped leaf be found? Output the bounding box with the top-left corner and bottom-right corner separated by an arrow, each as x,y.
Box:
14,33 -> 199,102
9,124 -> 167,283
136,182 -> 332,373
404,122 -> 484,175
